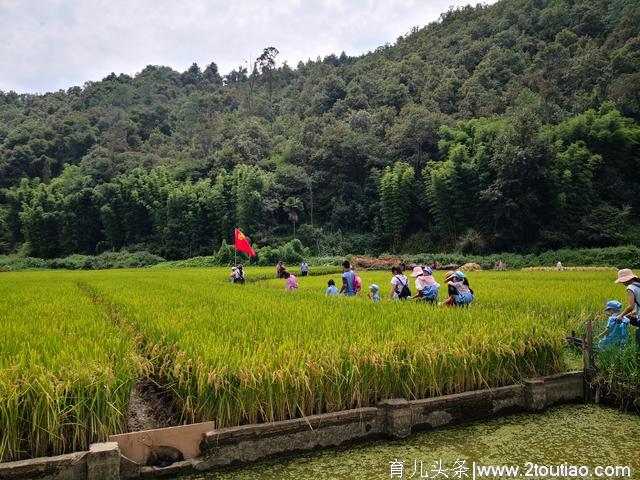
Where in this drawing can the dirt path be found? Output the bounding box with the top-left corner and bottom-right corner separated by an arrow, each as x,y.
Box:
75,283 -> 181,432
127,377 -> 180,432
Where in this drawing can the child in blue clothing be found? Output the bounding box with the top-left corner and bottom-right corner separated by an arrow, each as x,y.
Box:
367,284 -> 380,302
598,300 -> 630,349
444,271 -> 474,307
326,279 -> 339,296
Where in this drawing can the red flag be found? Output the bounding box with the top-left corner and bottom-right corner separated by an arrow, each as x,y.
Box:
234,228 -> 256,256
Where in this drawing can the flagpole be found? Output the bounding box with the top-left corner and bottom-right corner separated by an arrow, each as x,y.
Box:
234,228 -> 237,267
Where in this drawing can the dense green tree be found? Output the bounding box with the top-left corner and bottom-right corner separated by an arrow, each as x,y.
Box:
283,196 -> 303,236
1,0 -> 639,258
379,162 -> 414,250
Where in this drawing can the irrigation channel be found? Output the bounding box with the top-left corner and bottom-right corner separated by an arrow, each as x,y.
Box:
178,404 -> 640,480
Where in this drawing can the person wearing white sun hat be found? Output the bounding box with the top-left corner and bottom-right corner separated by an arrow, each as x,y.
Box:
614,268 -> 640,321
613,268 -> 640,349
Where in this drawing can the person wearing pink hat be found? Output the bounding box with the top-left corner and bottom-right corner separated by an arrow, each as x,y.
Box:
410,266 -> 440,303
614,268 -> 640,322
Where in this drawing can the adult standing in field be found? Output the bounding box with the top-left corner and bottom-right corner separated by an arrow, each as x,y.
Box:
614,268 -> 640,347
276,260 -> 286,279
283,271 -> 298,291
556,261 -> 564,271
390,266 -> 411,300
410,266 -> 440,303
300,261 -> 309,277
340,260 -> 357,296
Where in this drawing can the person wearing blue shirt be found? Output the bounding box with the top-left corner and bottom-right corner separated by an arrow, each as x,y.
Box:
340,260 -> 356,296
326,279 -> 339,296
598,300 -> 629,349
367,284 -> 380,302
300,262 -> 309,277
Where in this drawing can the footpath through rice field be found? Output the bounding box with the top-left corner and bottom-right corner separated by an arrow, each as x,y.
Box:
0,268 -> 621,462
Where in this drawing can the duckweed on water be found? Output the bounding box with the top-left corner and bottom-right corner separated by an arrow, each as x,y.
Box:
183,404 -> 640,480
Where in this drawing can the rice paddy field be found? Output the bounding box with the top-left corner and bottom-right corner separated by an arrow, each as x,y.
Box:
0,267 -> 625,462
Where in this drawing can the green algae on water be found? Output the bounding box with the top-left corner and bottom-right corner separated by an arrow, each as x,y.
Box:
182,404 -> 639,480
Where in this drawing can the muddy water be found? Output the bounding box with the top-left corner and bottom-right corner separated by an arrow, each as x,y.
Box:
183,405 -> 639,479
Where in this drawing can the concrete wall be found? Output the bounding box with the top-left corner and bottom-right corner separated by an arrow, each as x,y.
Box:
0,371 -> 584,480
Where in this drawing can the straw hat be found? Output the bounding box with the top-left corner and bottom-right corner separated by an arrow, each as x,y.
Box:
444,271 -> 455,282
615,268 -> 637,283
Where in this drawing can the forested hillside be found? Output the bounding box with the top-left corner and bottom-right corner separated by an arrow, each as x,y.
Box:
1,0 -> 639,259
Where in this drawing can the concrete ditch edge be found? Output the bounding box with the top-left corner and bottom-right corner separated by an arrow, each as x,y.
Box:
0,371 -> 584,480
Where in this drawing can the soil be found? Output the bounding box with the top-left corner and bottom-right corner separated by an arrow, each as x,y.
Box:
127,378 -> 180,432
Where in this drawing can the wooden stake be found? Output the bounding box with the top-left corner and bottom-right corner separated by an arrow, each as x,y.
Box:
582,319 -> 594,402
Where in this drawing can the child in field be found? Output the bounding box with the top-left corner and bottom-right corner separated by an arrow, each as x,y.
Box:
444,271 -> 474,307
229,265 -> 244,284
410,266 -> 440,303
367,284 -> 380,302
390,266 -> 411,300
598,300 -> 630,349
326,279 -> 339,296
283,271 -> 298,291
235,264 -> 245,284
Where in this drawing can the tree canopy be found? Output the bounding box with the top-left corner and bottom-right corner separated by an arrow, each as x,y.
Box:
1,0 -> 639,258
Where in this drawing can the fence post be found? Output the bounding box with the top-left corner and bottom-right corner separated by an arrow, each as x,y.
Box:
582,319 -> 595,402
379,398 -> 412,439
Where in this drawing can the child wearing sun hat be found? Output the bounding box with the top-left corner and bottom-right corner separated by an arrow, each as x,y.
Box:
367,284 -> 380,302
444,270 -> 474,307
598,300 -> 630,349
410,266 -> 440,303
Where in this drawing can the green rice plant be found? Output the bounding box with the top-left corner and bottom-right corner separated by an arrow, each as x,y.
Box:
79,268 -> 604,428
0,273 -> 147,461
594,341 -> 640,408
0,267 -> 624,462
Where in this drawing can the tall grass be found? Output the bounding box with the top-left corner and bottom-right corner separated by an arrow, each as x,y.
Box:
594,341 -> 640,408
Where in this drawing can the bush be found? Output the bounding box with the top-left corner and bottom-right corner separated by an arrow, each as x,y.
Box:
402,232 -> 438,254
154,255 -> 220,269
0,255 -> 48,272
456,229 -> 487,255
256,239 -> 310,266
3,246 -> 637,272
0,251 -> 165,271
93,251 -> 165,269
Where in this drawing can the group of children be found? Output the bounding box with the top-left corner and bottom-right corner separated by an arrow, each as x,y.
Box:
324,263 -> 475,307
235,261 -> 640,354
235,261 -> 640,352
